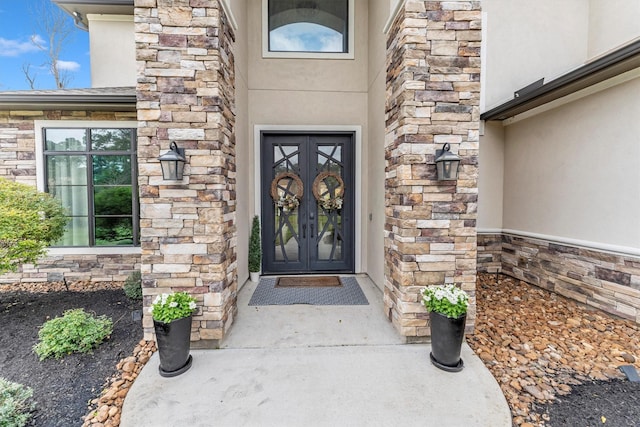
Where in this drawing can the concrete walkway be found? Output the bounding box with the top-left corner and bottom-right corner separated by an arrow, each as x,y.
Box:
121,276 -> 512,427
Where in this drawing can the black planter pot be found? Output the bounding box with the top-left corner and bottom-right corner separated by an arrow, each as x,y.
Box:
429,311 -> 466,372
154,315 -> 193,377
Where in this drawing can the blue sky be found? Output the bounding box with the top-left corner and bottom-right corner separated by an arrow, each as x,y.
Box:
270,23 -> 343,53
0,0 -> 91,90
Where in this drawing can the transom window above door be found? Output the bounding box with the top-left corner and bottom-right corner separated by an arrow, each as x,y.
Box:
263,0 -> 354,59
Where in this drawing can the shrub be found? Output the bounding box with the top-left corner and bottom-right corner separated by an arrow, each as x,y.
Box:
0,178 -> 67,273
0,377 -> 35,427
123,270 -> 142,300
248,216 -> 261,273
33,309 -> 113,360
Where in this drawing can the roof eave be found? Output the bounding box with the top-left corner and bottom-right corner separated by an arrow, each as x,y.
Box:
481,39 -> 640,121
0,94 -> 136,111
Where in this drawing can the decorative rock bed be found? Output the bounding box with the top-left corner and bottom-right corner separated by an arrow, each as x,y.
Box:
82,340 -> 157,427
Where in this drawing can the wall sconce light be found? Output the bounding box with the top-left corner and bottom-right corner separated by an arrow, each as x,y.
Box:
158,141 -> 186,181
435,143 -> 461,181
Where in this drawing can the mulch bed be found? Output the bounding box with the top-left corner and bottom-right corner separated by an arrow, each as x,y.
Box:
0,284 -> 142,427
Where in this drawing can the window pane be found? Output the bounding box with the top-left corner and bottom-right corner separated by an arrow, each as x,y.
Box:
91,129 -> 133,151
94,186 -> 132,215
45,129 -> 86,151
50,185 -> 88,216
95,217 -> 133,246
46,156 -> 87,186
56,217 -> 89,246
93,155 -> 132,185
269,0 -> 348,53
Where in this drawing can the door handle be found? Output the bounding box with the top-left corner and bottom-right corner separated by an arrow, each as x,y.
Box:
310,224 -> 314,238
302,224 -> 306,239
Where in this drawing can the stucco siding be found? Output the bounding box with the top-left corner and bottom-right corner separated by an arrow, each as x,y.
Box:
88,15 -> 136,88
588,0 -> 640,59
502,76 -> 640,250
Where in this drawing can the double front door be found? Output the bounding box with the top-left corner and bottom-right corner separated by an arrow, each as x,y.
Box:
261,133 -> 355,274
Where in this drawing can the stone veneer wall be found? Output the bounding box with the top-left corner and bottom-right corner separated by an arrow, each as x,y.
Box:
0,109 -> 140,283
384,1 -> 481,341
501,234 -> 640,323
135,0 -> 237,347
477,233 -> 502,273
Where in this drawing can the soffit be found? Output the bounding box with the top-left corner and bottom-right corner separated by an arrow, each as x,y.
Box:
481,39 -> 640,121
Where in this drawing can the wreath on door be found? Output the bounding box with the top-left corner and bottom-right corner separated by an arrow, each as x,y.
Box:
312,171 -> 344,211
270,172 -> 303,212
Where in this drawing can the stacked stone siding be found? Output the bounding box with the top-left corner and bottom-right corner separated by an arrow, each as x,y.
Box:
384,1 -> 481,341
0,109 -> 140,283
501,234 -> 640,323
135,0 -> 237,347
477,232 -> 502,273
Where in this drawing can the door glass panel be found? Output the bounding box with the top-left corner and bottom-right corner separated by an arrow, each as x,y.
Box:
274,207 -> 299,261
315,144 -> 344,261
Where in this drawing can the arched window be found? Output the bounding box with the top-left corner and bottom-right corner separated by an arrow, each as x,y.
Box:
264,0 -> 353,57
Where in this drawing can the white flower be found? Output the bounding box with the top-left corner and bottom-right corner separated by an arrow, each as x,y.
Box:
188,302 -> 197,310
169,301 -> 178,308
153,295 -> 161,305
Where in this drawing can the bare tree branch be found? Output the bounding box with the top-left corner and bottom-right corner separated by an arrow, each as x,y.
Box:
28,0 -> 76,89
22,63 -> 38,89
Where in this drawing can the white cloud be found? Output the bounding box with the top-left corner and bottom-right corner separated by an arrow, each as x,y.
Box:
56,60 -> 81,72
270,32 -> 307,52
0,35 -> 43,57
319,34 -> 343,52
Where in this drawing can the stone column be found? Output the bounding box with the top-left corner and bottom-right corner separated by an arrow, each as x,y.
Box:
384,1 -> 481,341
135,0 -> 237,348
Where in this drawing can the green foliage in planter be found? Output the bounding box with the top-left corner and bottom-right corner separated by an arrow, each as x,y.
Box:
123,270 -> 143,300
33,309 -> 113,360
0,178 -> 67,273
248,215 -> 262,273
421,284 -> 469,319
0,377 -> 35,427
150,292 -> 197,323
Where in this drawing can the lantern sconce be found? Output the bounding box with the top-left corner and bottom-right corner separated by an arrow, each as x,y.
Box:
435,143 -> 461,181
158,141 -> 186,181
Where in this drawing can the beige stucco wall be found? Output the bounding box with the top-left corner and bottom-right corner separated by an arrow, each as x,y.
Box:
482,0 -> 589,109
477,122 -> 504,231
502,76 -> 640,249
364,0 -> 392,289
230,0 -> 250,285
245,0 -> 370,274
87,15 -> 136,88
588,0 -> 640,59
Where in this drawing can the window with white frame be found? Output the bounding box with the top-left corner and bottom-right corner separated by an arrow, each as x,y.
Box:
263,0 -> 354,59
42,127 -> 139,247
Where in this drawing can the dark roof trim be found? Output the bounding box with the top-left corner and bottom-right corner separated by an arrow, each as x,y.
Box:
481,39 -> 640,121
52,0 -> 133,5
0,92 -> 136,111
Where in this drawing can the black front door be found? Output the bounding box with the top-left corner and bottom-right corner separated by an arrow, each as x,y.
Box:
261,132 -> 355,274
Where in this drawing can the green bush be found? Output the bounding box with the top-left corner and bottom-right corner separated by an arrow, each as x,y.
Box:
248,216 -> 261,273
0,377 -> 35,427
0,178 -> 67,273
123,270 -> 142,300
33,309 -> 113,360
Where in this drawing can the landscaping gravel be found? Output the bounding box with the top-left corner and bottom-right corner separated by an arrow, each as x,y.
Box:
469,273 -> 640,426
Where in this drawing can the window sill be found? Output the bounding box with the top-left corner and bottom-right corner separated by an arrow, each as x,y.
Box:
47,247 -> 142,256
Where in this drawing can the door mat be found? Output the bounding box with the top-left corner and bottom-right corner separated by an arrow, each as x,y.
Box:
249,276 -> 368,306
275,276 -> 342,288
